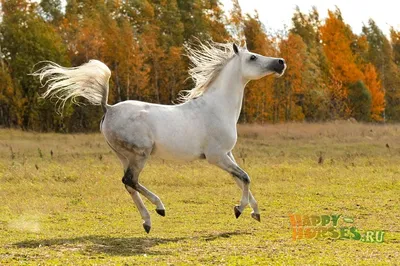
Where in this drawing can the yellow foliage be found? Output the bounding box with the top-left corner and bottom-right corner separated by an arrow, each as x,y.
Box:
363,64 -> 385,121
320,11 -> 364,85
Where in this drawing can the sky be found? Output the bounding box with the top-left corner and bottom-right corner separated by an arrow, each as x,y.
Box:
221,0 -> 400,36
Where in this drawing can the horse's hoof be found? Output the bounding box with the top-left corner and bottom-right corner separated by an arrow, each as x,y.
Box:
143,223 -> 151,234
251,212 -> 261,222
234,206 -> 242,219
156,209 -> 165,217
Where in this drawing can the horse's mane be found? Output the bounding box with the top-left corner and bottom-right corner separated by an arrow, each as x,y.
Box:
177,41 -> 235,103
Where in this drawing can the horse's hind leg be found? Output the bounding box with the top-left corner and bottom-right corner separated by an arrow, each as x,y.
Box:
119,146 -> 166,216
126,186 -> 152,233
133,183 -> 166,216
116,154 -> 152,233
125,168 -> 166,217
122,167 -> 152,233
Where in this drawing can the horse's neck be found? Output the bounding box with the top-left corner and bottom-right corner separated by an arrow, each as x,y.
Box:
203,58 -> 247,123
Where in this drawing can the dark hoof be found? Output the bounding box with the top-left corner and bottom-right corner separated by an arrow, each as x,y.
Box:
251,212 -> 261,222
156,209 -> 165,217
234,206 -> 242,219
143,223 -> 151,234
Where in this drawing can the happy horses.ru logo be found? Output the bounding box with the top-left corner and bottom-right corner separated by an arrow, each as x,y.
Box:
289,214 -> 385,243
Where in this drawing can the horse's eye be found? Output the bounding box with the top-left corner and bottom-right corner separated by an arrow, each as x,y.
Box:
250,55 -> 257,61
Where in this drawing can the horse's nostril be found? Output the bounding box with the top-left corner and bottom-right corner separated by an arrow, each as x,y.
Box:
278,59 -> 284,65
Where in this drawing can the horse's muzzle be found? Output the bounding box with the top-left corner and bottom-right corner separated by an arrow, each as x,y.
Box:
270,58 -> 286,75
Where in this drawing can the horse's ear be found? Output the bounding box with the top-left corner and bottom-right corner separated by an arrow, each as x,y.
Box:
233,43 -> 239,55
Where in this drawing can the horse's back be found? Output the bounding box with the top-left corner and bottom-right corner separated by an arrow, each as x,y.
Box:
101,100 -> 205,161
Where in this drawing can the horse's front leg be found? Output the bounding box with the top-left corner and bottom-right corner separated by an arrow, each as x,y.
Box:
228,152 -> 260,222
206,152 -> 251,219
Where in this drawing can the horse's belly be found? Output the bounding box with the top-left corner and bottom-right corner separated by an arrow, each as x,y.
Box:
151,141 -> 202,161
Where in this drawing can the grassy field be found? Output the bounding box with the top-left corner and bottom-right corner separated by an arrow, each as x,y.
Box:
0,122 -> 399,265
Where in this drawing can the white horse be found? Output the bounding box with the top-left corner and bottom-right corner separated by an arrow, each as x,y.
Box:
35,42 -> 286,233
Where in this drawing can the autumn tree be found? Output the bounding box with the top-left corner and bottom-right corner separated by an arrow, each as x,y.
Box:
290,7 -> 330,121
320,9 -> 364,84
320,8 -> 367,119
0,60 -> 25,127
2,0 -> 399,131
1,0 -> 70,131
274,33 -> 307,122
119,0 -> 156,103
363,63 -> 385,121
243,13 -> 276,123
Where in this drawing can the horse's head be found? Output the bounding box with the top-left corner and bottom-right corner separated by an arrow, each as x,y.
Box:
233,43 -> 286,81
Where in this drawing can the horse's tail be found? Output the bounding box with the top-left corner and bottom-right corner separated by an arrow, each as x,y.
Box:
33,60 -> 111,113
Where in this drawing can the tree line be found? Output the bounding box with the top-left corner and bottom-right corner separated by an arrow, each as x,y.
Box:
1,0 -> 400,132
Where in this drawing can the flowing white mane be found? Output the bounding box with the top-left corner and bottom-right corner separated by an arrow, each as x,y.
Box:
178,41 -> 235,102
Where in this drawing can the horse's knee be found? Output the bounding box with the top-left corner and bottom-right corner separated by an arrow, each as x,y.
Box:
235,172 -> 250,184
241,173 -> 250,184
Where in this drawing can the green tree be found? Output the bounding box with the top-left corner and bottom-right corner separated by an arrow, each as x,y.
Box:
290,7 -> 330,121
1,0 -> 70,131
362,20 -> 400,121
391,28 -> 400,66
39,0 -> 63,25
153,0 -> 184,49
348,81 -> 372,121
177,0 -> 208,41
203,0 -> 230,43
229,0 -> 244,43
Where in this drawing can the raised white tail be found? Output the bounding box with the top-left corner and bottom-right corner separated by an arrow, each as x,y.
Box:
34,60 -> 111,112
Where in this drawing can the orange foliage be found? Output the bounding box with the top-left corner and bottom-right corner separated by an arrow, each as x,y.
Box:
320,10 -> 364,85
279,33 -> 307,94
272,33 -> 308,121
363,64 -> 385,121
2,1 -> 398,130
243,13 -> 276,123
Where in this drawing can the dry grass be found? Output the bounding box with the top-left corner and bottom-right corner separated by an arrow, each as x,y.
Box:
238,121 -> 400,142
0,123 -> 399,265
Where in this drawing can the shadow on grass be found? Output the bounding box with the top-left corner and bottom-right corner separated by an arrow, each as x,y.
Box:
12,231 -> 250,256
